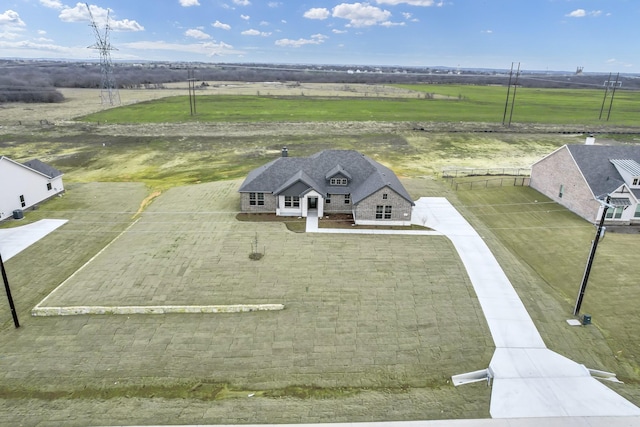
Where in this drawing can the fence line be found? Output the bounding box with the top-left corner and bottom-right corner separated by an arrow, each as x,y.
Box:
449,176 -> 531,191
442,167 -> 530,178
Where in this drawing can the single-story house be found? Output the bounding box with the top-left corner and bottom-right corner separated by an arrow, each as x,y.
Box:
530,144 -> 640,224
0,156 -> 65,220
238,149 -> 414,226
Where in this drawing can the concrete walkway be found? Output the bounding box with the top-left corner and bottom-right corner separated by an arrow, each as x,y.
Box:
412,197 -> 640,418
0,219 -> 67,260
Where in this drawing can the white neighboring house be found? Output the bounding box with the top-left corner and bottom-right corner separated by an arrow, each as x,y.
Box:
0,156 -> 64,220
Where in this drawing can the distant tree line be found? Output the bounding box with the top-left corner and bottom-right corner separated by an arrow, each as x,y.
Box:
1,59 -> 639,103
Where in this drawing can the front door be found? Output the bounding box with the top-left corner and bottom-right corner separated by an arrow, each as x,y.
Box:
308,197 -> 317,210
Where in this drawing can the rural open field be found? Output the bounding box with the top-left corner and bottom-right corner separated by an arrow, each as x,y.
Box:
0,83 -> 640,425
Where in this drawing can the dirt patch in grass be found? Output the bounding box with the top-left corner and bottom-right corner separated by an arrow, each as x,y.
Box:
320,213 -> 431,230
235,212 -> 306,232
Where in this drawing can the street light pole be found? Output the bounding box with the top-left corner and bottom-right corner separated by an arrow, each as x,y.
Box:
573,196 -> 611,316
0,252 -> 20,328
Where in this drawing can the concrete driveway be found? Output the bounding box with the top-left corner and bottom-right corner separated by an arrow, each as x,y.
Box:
0,219 -> 67,260
412,197 -> 640,419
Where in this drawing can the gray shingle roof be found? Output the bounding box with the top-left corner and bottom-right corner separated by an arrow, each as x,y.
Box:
239,149 -> 414,205
22,159 -> 63,178
566,144 -> 640,199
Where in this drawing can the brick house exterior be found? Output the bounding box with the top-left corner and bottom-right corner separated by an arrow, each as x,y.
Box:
238,149 -> 414,226
530,144 -> 640,224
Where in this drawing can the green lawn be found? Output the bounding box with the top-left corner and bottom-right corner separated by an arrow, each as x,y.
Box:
78,85 -> 640,126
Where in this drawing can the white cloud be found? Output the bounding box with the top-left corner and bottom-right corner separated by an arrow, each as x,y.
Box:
179,0 -> 200,6
481,29 -> 493,34
123,40 -> 240,57
304,8 -> 330,20
111,19 -> 144,32
275,33 -> 327,47
268,2 -> 282,7
566,9 -> 602,18
332,3 -> 392,27
567,9 -> 586,18
375,0 -> 437,5
40,0 -> 64,9
59,4 -> 144,32
332,28 -> 347,34
241,14 -> 250,20
212,20 -> 231,30
185,28 -> 211,39
380,21 -> 405,27
241,29 -> 271,36
0,31 -> 22,40
0,10 -> 26,27
233,0 -> 251,5
0,39 -> 73,53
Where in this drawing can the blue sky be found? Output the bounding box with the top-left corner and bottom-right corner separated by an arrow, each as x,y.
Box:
1,0 -> 638,72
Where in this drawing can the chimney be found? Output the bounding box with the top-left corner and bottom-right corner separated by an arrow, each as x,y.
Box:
282,147 -> 288,157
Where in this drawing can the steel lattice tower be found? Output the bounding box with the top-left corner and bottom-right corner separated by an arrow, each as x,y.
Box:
86,3 -> 120,106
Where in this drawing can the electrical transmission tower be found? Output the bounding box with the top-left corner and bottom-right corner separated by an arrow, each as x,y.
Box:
86,3 -> 120,107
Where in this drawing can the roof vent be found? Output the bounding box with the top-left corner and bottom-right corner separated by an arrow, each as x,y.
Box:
282,147 -> 288,157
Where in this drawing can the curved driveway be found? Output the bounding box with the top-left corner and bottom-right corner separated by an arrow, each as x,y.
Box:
413,197 -> 640,418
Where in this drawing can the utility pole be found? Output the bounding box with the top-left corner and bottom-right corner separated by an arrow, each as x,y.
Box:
606,73 -> 620,121
1,252 -> 20,328
573,196 -> 611,316
502,62 -> 520,127
598,73 -> 611,120
187,69 -> 197,116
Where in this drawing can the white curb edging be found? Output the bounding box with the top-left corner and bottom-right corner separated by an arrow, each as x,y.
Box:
32,304 -> 285,316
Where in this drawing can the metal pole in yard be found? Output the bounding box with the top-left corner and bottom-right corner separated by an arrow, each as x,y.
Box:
0,252 -> 20,328
573,196 -> 611,316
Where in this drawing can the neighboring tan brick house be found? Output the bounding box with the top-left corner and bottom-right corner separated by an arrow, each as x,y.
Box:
239,149 -> 414,226
530,144 -> 640,224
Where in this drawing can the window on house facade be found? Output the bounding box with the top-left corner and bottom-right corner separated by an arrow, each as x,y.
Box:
605,206 -> 624,219
330,177 -> 348,186
382,193 -> 388,200
249,192 -> 264,206
47,183 -> 52,191
558,184 -> 564,198
344,194 -> 350,204
633,178 -> 640,186
19,195 -> 25,207
376,205 -> 392,219
326,194 -> 331,204
284,196 -> 300,208
635,204 -> 640,218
